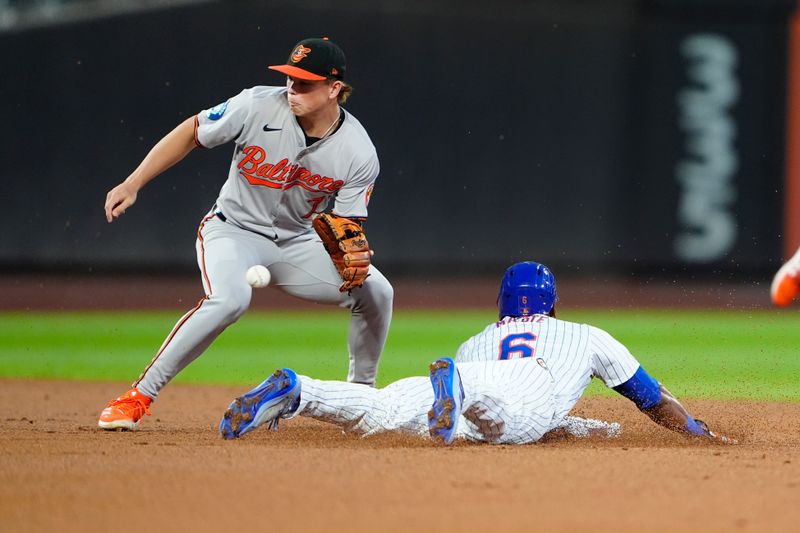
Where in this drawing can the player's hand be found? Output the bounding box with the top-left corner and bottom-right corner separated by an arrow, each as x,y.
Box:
708,432 -> 737,445
105,181 -> 138,222
695,419 -> 738,445
704,428 -> 737,445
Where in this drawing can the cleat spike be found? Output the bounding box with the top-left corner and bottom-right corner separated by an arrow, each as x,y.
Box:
219,369 -> 301,439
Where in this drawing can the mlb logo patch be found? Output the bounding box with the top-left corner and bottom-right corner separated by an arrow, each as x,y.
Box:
207,101 -> 229,121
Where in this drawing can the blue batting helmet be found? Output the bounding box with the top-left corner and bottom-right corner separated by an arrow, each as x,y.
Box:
497,262 -> 558,318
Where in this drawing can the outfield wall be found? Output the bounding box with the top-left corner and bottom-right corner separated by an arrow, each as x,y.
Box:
0,0 -> 792,276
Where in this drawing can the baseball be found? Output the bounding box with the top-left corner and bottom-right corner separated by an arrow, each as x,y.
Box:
246,265 -> 271,288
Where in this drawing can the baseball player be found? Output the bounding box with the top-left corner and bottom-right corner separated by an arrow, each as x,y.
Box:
98,37 -> 393,430
219,262 -> 735,445
771,246 -> 800,306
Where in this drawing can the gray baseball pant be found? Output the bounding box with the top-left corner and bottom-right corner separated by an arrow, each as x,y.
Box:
133,214 -> 393,398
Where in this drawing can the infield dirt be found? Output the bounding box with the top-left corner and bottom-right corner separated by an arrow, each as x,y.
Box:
1,274 -> 794,531
2,378 -> 799,532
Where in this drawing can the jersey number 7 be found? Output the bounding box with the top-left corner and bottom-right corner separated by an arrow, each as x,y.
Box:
498,332 -> 538,360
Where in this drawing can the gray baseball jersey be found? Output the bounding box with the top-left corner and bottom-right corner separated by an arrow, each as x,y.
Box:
130,86 -> 392,399
196,86 -> 379,238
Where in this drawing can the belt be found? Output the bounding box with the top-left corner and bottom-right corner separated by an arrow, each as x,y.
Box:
212,207 -> 273,241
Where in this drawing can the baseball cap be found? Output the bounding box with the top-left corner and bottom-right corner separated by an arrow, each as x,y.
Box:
269,37 -> 346,81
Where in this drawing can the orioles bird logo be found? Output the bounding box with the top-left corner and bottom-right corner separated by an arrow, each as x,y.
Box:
291,45 -> 312,63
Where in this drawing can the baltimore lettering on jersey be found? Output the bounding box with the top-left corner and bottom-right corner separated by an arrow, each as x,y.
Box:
237,145 -> 344,193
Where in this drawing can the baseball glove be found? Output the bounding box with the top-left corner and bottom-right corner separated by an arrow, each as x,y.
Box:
313,213 -> 372,292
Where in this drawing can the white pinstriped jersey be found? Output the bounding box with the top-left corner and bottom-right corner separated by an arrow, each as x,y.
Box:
455,359 -> 556,444
290,315 -> 640,445
455,315 -> 641,419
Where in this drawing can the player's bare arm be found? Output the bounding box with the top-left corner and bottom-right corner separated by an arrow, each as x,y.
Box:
641,384 -> 736,444
613,368 -> 736,444
104,116 -> 197,223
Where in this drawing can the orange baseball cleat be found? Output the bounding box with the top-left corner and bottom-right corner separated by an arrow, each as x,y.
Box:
98,388 -> 153,430
771,248 -> 800,307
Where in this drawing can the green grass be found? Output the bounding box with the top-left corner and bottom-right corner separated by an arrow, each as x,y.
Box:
0,308 -> 798,401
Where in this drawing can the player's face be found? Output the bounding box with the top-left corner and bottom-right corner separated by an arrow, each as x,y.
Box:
286,77 -> 339,116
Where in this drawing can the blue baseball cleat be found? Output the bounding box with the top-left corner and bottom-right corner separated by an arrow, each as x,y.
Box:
427,357 -> 464,445
219,368 -> 301,439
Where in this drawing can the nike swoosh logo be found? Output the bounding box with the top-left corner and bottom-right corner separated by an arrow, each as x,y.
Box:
263,124 -> 282,132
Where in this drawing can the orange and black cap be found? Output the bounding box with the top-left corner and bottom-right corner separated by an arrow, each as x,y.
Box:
269,37 -> 346,81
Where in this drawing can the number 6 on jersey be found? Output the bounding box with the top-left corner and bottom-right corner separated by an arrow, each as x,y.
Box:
498,332 -> 538,360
